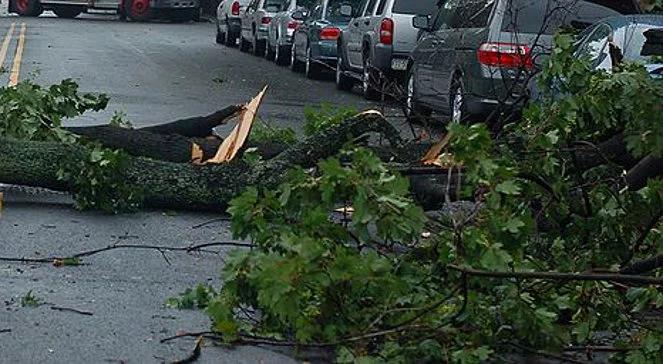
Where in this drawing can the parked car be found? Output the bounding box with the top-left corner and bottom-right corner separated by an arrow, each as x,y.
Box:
240,0 -> 285,56
217,0 -> 251,46
265,0 -> 316,65
290,0 -> 361,78
575,15 -> 663,78
406,0 -> 642,124
335,0 -> 438,100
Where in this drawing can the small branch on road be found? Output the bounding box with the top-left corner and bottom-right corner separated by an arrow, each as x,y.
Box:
191,217 -> 231,229
0,328 -> 11,334
447,265 -> 663,286
171,336 -> 204,364
50,306 -> 93,316
0,241 -> 254,266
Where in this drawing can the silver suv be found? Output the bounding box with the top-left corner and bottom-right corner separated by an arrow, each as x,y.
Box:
336,0 -> 438,100
266,0 -> 316,65
240,0 -> 284,56
217,0 -> 251,46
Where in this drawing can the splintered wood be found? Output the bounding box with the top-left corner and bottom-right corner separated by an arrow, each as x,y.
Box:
205,86 -> 268,164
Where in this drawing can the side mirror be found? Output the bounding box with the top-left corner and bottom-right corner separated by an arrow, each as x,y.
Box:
412,15 -> 430,30
292,10 -> 306,20
340,5 -> 353,17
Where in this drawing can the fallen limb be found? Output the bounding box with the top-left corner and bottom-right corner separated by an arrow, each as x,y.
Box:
620,255 -> 663,275
172,336 -> 204,364
626,154 -> 663,190
50,306 -> 93,316
447,265 -> 662,285
0,241 -> 253,266
0,112 -> 404,210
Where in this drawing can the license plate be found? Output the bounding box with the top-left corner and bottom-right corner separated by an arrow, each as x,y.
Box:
391,58 -> 408,71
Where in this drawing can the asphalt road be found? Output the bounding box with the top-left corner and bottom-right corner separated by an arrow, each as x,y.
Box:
0,10 -> 392,363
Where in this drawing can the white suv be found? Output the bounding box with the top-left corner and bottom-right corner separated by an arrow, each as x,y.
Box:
240,0 -> 285,56
217,0 -> 251,46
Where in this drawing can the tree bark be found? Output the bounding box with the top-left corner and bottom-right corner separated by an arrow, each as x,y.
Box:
0,112 -> 406,211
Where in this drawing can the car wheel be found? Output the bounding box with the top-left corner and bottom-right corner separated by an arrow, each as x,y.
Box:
406,69 -> 432,123
12,0 -> 43,16
125,0 -> 153,21
362,58 -> 381,101
305,46 -> 321,79
335,59 -> 354,91
290,43 -> 304,73
239,36 -> 250,52
265,41 -> 275,61
216,22 -> 225,44
225,25 -> 236,47
275,44 -> 290,66
449,77 -> 468,125
252,35 -> 265,57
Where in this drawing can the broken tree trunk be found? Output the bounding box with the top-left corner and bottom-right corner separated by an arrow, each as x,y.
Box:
0,112 -> 405,211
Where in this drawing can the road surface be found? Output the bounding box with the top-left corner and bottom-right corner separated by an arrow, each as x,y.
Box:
0,11 -> 389,363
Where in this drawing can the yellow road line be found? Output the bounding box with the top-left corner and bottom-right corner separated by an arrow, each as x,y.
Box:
8,23 -> 27,87
0,23 -> 16,73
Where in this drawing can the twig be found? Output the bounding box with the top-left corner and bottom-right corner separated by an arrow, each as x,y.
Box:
0,328 -> 11,334
171,336 -> 204,364
622,209 -> 663,267
191,217 -> 231,229
50,306 -> 93,316
447,265 -> 663,285
0,241 -> 253,266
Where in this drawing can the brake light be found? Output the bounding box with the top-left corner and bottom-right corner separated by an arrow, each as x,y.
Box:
380,18 -> 394,45
477,43 -> 533,70
320,27 -> 341,40
231,1 -> 240,16
261,16 -> 271,24
287,21 -> 299,30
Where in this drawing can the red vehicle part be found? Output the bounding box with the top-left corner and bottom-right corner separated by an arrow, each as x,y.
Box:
125,0 -> 153,21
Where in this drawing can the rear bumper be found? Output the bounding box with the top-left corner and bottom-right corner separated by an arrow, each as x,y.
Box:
372,44 -> 409,76
465,75 -> 528,117
151,0 -> 198,9
310,40 -> 339,64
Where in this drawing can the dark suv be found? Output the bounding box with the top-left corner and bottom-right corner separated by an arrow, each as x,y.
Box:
406,0 -> 642,124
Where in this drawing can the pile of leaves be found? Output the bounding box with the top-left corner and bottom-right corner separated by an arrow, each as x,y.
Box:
175,34 -> 662,362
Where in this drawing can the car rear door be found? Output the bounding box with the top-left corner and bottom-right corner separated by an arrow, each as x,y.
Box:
242,0 -> 259,40
389,0 -> 438,56
347,0 -> 378,69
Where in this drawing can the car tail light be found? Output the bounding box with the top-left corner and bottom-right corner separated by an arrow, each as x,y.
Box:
379,18 -> 394,45
287,21 -> 299,30
231,1 -> 240,15
320,27 -> 341,40
477,43 -> 533,70
261,16 -> 271,24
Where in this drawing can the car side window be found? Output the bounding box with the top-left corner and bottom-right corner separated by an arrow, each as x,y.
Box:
432,0 -> 459,31
376,0 -> 388,15
577,23 -> 612,68
364,0 -> 378,16
450,0 -> 495,29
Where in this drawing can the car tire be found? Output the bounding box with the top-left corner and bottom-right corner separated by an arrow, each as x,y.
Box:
216,22 -> 225,44
239,36 -> 251,52
125,0 -> 152,21
335,59 -> 353,91
362,57 -> 381,101
265,41 -> 275,61
52,5 -> 83,18
449,76 -> 468,125
305,46 -> 321,79
225,26 -> 237,47
252,35 -> 265,57
275,44 -> 290,66
290,43 -> 304,73
12,0 -> 43,16
405,68 -> 432,123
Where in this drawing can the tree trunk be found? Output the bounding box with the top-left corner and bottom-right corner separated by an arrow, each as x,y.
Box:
0,112 -> 407,211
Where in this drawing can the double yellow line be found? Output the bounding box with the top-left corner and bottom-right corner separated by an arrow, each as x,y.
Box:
0,22 -> 27,86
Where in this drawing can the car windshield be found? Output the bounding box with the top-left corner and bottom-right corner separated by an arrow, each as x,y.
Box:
264,0 -> 283,12
326,0 -> 363,22
502,0 -> 626,35
392,0 -> 438,16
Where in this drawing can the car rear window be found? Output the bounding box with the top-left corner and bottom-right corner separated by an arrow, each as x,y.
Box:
263,0 -> 282,12
501,0 -> 630,35
392,0 -> 438,15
